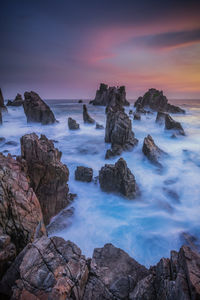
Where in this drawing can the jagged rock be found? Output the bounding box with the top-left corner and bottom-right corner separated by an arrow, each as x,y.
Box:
7,94 -> 23,107
83,104 -> 95,124
99,158 -> 138,198
23,91 -> 57,124
156,111 -> 167,125
0,234 -> 16,279
134,88 -> 185,114
20,133 -> 71,224
90,83 -> 130,106
83,275 -> 115,300
133,113 -> 141,120
0,89 -> 7,112
96,122 -> 104,129
2,236 -> 89,300
0,153 -> 46,255
142,135 -> 167,167
75,166 -> 93,182
165,114 -> 185,135
68,117 -> 80,130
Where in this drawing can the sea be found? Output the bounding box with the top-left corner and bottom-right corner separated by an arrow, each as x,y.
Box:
1,98 -> 200,267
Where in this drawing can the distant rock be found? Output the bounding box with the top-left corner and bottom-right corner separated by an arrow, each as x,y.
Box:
68,117 -> 80,130
7,93 -> 23,107
78,99 -> 83,103
133,113 -> 141,120
83,104 -> 95,124
99,157 -> 138,198
90,83 -> 130,106
135,88 -> 185,114
155,111 -> 167,125
0,88 -> 7,112
23,91 -> 57,124
96,122 -> 104,129
165,114 -> 185,135
75,166 -> 93,182
20,133 -> 71,224
142,135 -> 167,167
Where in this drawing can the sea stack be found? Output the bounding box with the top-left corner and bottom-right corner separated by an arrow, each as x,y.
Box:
7,93 -> 24,106
83,104 -> 95,123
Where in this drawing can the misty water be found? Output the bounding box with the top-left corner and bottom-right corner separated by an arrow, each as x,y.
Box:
1,99 -> 200,267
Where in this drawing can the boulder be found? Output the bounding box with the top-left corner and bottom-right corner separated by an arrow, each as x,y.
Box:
156,111 -> 167,125
7,94 -> 23,107
134,88 -> 185,114
165,114 -> 185,136
20,133 -> 71,224
133,113 -> 141,120
96,122 -> 104,129
75,166 -> 93,182
0,88 -> 7,112
83,104 -> 95,124
99,157 -> 138,198
142,135 -> 167,167
90,83 -> 130,106
68,117 -> 80,130
23,91 -> 57,124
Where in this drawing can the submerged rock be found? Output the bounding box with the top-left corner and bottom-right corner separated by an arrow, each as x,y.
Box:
165,114 -> 185,135
68,117 -> 80,130
96,122 -> 104,129
83,104 -> 95,124
90,83 -> 130,106
20,133 -> 71,224
142,135 -> 167,167
135,88 -> 185,114
7,93 -> 23,107
23,91 -> 57,124
75,166 -> 93,182
99,157 -> 138,198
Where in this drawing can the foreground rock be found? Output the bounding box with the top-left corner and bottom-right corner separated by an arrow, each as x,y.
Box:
23,91 -> 57,124
75,166 -> 93,182
165,114 -> 185,135
68,117 -> 80,130
142,135 -> 167,167
20,133 -> 71,224
83,104 -> 95,124
99,158 -> 138,198
0,234 -> 16,279
0,88 -> 7,112
134,88 -> 185,114
7,94 -> 23,107
90,83 -> 130,107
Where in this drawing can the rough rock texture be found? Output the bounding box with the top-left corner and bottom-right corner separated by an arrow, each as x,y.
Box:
0,88 -> 7,112
0,153 -> 46,254
99,158 -> 138,198
23,91 -> 56,124
0,234 -> 16,279
165,114 -> 185,136
142,135 -> 167,167
83,104 -> 95,124
105,105 -> 138,159
75,166 -> 93,182
7,94 -> 23,107
68,117 -> 80,130
96,122 -> 104,129
90,83 -> 130,107
20,133 -> 71,224
134,88 -> 185,114
156,111 -> 167,125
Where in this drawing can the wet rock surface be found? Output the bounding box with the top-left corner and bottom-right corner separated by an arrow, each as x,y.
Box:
75,166 -> 93,182
83,104 -> 95,124
68,117 -> 80,130
142,135 -> 167,167
23,91 -> 57,124
99,158 -> 138,198
7,94 -> 23,107
165,114 -> 185,135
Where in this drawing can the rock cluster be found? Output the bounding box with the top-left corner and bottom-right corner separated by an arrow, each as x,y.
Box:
135,88 -> 185,114
75,166 -> 93,182
20,133 -> 71,224
7,94 -> 23,107
23,91 -> 57,124
83,104 -> 95,124
68,117 -> 80,130
90,83 -> 130,107
142,135 -> 167,167
99,158 -> 138,198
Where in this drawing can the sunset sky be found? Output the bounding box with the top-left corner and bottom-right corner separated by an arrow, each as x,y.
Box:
1,0 -> 200,99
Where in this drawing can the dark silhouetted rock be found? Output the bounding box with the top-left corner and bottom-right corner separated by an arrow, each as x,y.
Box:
96,122 -> 104,129
133,113 -> 141,120
78,99 -> 83,103
23,91 -> 57,124
0,89 -> 7,112
165,114 -> 185,135
142,135 -> 167,167
68,117 -> 80,130
99,157 -> 138,198
20,133 -> 71,224
83,104 -> 95,124
75,166 -> 93,182
90,83 -> 130,107
156,111 -> 167,125
0,111 -> 2,125
135,88 -> 185,114
7,94 -> 23,107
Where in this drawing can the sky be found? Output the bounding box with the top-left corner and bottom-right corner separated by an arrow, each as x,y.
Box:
1,0 -> 200,99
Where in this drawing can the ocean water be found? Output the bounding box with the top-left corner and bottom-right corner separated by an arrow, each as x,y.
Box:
1,99 -> 200,267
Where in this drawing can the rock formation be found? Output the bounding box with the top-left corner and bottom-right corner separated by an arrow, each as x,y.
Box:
23,91 -> 57,124
142,135 -> 167,167
155,111 -> 167,125
75,166 -> 93,182
0,234 -> 16,279
99,158 -> 138,198
0,88 -> 7,112
7,94 -> 23,107
68,117 -> 80,130
134,88 -> 185,114
96,122 -> 104,129
83,104 -> 95,124
165,114 -> 185,136
20,133 -> 71,224
90,83 -> 130,106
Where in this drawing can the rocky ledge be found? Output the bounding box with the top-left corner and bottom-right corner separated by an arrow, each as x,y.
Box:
7,94 -> 23,107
